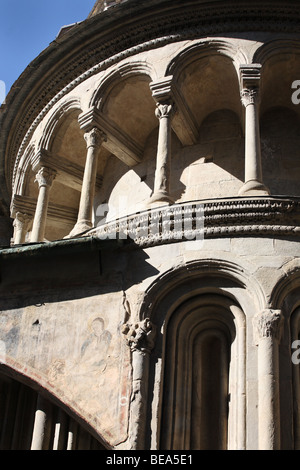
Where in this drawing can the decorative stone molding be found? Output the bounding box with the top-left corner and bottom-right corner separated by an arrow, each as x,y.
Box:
92,197 -> 300,247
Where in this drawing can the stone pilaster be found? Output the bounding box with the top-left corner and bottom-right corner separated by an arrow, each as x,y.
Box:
253,309 -> 283,450
122,318 -> 156,449
239,65 -> 269,196
31,167 -> 56,243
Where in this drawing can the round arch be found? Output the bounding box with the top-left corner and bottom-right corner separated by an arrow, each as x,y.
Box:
90,60 -> 157,110
166,39 -> 248,79
37,98 -> 83,153
139,258 -> 266,325
0,360 -> 111,450
137,258 -> 265,450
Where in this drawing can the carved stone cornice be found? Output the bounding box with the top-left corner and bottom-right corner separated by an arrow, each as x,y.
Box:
92,197 -> 300,247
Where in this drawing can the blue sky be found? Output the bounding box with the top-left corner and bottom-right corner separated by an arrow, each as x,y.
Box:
0,0 -> 96,99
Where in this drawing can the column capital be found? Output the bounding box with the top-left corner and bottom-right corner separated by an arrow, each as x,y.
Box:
241,87 -> 260,107
155,102 -> 175,120
84,127 -> 107,149
34,167 -> 57,189
122,318 -> 156,354
253,309 -> 283,343
13,211 -> 32,227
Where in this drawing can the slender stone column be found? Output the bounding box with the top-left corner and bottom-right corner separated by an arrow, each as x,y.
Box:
253,309 -> 283,450
31,167 -> 56,243
122,318 -> 156,450
31,394 -> 51,450
239,65 -> 269,196
13,212 -> 32,244
148,101 -> 175,206
68,127 -> 106,237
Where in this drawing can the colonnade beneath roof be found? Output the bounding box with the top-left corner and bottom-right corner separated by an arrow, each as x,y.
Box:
11,62 -> 270,245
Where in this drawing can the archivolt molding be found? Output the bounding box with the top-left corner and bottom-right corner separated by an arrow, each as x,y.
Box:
37,98 -> 82,153
137,257 -> 266,325
166,39 -> 248,81
93,197 -> 300,247
253,39 -> 300,68
90,61 -> 157,110
268,258 -> 300,313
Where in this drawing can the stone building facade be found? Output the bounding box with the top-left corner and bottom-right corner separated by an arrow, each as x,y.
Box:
0,0 -> 300,450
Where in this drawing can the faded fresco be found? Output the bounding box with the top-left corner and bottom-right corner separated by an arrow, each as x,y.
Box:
0,291 -> 131,446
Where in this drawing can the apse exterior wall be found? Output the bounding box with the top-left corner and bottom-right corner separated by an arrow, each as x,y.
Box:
1,0 -> 300,451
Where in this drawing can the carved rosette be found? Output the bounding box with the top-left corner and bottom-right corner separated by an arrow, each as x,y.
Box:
84,127 -> 107,149
34,167 -> 57,189
122,318 -> 156,354
253,310 -> 283,343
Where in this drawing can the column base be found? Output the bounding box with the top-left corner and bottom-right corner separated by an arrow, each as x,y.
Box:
147,191 -> 174,208
238,180 -> 270,196
65,220 -> 92,239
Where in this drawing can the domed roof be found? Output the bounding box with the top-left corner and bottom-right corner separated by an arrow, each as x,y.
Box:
88,0 -> 125,18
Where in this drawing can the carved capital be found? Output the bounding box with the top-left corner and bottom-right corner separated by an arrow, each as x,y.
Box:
35,167 -> 57,189
241,87 -> 260,107
155,102 -> 175,120
253,309 -> 283,343
84,127 -> 106,149
13,212 -> 32,231
122,318 -> 156,354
